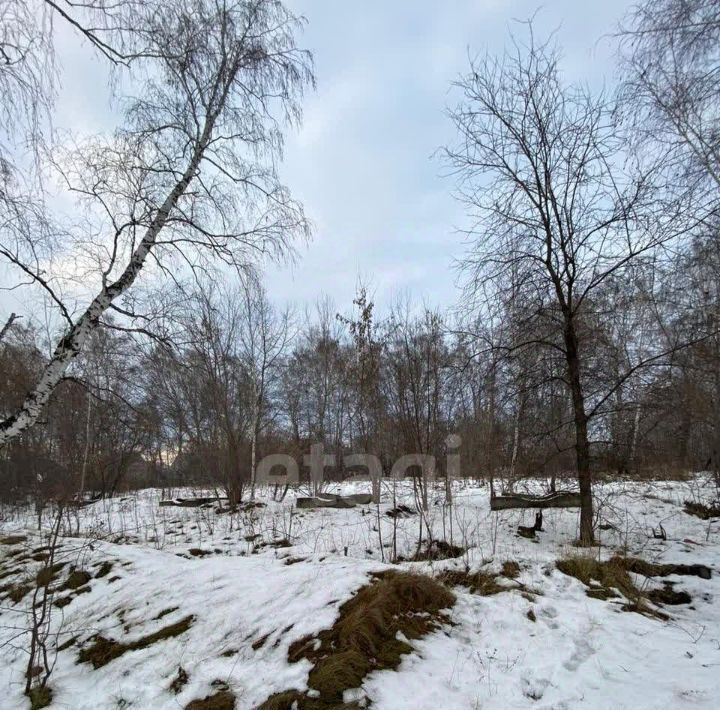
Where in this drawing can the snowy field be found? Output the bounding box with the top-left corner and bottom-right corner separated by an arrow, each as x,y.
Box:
1,476 -> 719,709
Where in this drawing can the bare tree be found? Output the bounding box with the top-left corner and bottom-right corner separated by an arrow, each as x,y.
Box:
619,0 -> 720,199
0,0 -> 313,448
238,272 -> 292,499
444,25 -> 673,543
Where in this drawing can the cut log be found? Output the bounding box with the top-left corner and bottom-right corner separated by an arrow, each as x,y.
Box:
345,493 -> 373,505
490,491 -> 581,511
159,497 -> 224,508
296,497 -> 356,509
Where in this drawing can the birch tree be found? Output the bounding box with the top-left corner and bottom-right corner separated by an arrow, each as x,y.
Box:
0,0 -> 312,448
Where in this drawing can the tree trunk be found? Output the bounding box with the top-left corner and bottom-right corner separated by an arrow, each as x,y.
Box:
564,319 -> 594,545
0,99 -> 220,448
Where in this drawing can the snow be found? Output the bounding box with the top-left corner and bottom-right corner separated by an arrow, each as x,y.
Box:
1,476 -> 719,709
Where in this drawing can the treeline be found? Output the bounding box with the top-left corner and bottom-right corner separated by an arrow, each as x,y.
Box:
1,257 -> 717,504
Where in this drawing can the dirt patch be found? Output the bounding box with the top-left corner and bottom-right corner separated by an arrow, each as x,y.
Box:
284,557 -> 306,566
256,538 -> 292,550
619,557 -> 711,580
185,689 -> 235,709
647,584 -> 692,605
57,636 -> 78,652
78,615 -> 194,668
188,548 -> 212,557
252,632 -> 271,650
260,571 -> 454,708
153,607 -> 180,621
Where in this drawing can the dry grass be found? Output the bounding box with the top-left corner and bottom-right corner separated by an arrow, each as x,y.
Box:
170,667 -> 189,694
78,615 -> 194,668
501,561 -> 521,579
0,535 -> 27,545
60,570 -> 91,591
437,569 -> 505,596
27,686 -> 52,709
555,554 -> 705,618
260,571 -> 454,708
36,562 -> 66,587
411,540 -> 465,562
683,500 -> 720,520
2,582 -> 32,603
185,689 -> 235,709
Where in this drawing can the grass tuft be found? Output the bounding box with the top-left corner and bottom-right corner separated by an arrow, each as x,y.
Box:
0,535 -> 27,545
555,554 -> 703,618
78,615 -> 194,668
683,500 -> 720,520
60,570 -> 92,591
501,561 -> 521,579
185,689 -> 235,709
438,569 -> 505,596
27,686 -> 52,710
261,571 -> 454,708
411,540 -> 465,562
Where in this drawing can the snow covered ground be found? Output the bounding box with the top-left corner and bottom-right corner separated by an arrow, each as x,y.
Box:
1,476 -> 719,709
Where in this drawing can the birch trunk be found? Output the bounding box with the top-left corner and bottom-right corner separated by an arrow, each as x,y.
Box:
0,115 -> 217,448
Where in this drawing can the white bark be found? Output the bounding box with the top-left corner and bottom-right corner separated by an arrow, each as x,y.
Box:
0,118 -> 214,448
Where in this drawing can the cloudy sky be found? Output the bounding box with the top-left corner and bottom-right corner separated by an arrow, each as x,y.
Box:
3,0 -> 635,325
267,0 -> 634,312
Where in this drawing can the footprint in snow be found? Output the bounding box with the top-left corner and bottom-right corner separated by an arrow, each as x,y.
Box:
562,636 -> 595,672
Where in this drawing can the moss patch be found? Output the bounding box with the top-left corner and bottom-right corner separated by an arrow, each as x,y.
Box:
78,615 -> 194,668
260,571 -> 454,708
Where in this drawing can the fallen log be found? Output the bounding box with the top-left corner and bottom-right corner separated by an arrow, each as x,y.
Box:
159,497 -> 224,508
296,497 -> 356,509
490,491 -> 581,511
345,493 -> 373,505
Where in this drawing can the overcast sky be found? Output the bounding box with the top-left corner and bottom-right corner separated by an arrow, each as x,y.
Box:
3,1 -> 635,326
266,0 -> 634,313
